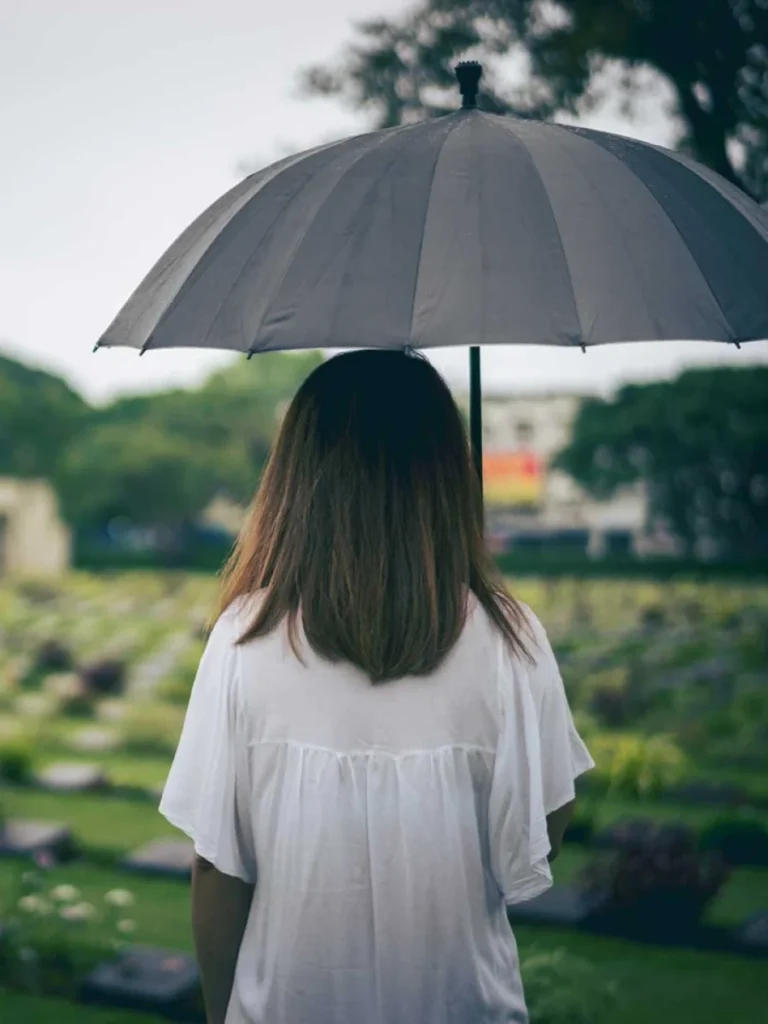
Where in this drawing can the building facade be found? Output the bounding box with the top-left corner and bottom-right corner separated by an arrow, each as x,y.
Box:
459,392 -> 649,556
0,478 -> 71,577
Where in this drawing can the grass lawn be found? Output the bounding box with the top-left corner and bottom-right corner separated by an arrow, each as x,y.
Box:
0,848 -> 766,1024
1,788 -> 177,856
35,754 -> 170,792
0,925 -> 764,1024
0,860 -> 192,951
514,926 -> 768,1024
9,786 -> 768,858
0,989 -> 169,1023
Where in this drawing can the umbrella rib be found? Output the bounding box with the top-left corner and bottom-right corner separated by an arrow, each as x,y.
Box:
407,117 -> 467,347
490,114 -> 584,350
137,136 -> 367,355
241,124 -> 426,356
558,124 -> 744,346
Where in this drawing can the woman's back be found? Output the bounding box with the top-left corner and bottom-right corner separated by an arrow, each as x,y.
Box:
160,591 -> 593,1023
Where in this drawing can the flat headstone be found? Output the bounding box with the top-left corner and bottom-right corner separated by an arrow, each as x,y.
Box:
0,819 -> 75,861
69,726 -> 119,753
15,693 -> 59,718
97,699 -> 129,723
37,762 -> 109,792
122,839 -> 194,879
81,945 -> 202,1019
507,885 -> 598,927
738,912 -> 768,952
44,673 -> 84,700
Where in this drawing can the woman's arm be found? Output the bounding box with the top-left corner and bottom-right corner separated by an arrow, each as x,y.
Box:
191,855 -> 255,1024
545,799 -> 575,862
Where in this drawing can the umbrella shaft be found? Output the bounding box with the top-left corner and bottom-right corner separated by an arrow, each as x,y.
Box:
469,345 -> 484,508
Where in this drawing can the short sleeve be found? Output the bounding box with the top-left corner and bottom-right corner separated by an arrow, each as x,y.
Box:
487,627 -> 553,906
523,607 -> 595,814
158,609 -> 257,883
487,606 -> 594,906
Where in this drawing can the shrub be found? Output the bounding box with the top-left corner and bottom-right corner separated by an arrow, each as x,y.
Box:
34,640 -> 73,674
79,659 -> 126,697
0,737 -> 34,784
589,732 -> 686,800
698,815 -> 768,867
563,808 -> 594,846
520,948 -> 617,1024
16,581 -> 59,605
585,667 -> 634,728
581,822 -> 729,936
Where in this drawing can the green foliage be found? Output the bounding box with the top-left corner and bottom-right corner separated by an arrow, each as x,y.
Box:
57,423 -> 230,531
555,367 -> 768,558
0,735 -> 34,784
589,732 -> 686,800
0,354 -> 89,480
520,948 -> 618,1024
699,815 -> 768,867
0,346 -> 322,534
581,822 -> 730,927
303,0 -> 768,199
120,703 -> 185,758
0,865 -> 139,999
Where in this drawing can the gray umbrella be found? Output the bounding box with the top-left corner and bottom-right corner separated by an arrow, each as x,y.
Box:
96,63 -> 768,485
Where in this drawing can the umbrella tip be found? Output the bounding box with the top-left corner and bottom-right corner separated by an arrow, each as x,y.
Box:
455,61 -> 483,109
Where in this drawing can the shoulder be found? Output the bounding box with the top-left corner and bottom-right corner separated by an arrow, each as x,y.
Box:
208,592 -> 266,643
481,597 -> 550,664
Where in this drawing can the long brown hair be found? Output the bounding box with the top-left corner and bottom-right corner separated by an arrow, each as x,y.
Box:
216,349 -> 533,682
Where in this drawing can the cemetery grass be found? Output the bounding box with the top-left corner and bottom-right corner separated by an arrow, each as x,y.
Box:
4,573 -> 768,1022
0,990 -> 169,1024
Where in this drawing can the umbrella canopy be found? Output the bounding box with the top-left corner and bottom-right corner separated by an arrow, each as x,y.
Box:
95,63 -> 768,481
97,83 -> 768,355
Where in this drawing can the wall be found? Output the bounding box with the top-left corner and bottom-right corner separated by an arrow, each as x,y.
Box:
0,478 -> 71,577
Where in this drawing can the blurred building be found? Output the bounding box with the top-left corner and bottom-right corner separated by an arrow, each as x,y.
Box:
462,393 -> 650,556
200,493 -> 248,537
0,478 -> 71,576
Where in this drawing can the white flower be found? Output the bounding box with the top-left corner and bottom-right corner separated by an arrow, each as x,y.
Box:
116,918 -> 137,934
50,884 -> 80,903
17,895 -> 51,915
59,901 -> 96,922
104,888 -> 134,908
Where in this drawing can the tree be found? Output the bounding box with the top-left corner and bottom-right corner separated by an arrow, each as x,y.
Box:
56,351 -> 325,531
87,351 -> 324,506
56,423 -> 232,533
0,353 -> 89,479
0,346 -> 324,531
303,1 -> 768,199
555,367 -> 768,557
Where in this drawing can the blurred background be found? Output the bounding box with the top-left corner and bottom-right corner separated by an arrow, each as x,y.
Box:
1,2 -> 767,1023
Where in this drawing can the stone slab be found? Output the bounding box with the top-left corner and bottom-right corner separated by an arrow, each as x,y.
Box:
122,839 -> 195,880
738,911 -> 768,952
0,819 -> 75,861
69,726 -> 119,753
37,762 -> 109,792
506,885 -> 599,927
80,945 -> 202,1019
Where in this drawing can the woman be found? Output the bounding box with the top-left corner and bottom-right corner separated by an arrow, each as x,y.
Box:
160,349 -> 593,1024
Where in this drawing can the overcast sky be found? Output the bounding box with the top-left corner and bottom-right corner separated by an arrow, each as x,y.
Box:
2,0 -> 767,405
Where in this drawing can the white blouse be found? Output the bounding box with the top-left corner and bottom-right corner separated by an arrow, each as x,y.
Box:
159,592 -> 594,1024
